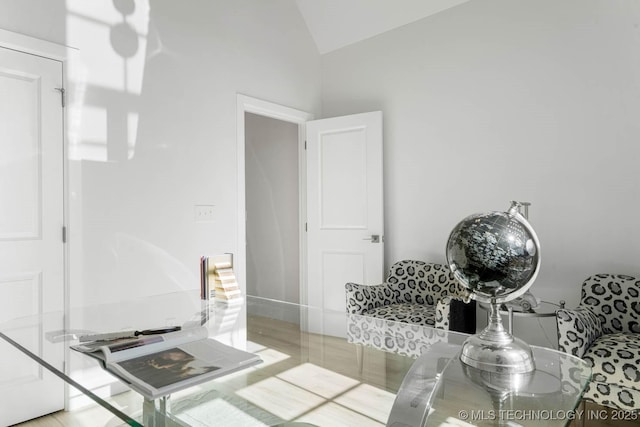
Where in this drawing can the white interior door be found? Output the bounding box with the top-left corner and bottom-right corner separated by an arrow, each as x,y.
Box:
0,46 -> 65,425
305,111 -> 384,334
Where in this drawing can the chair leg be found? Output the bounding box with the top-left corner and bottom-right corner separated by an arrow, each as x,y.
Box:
356,343 -> 364,375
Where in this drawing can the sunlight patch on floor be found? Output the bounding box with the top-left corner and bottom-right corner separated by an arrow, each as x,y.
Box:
236,376 -> 326,419
171,396 -> 274,427
334,383 -> 395,424
276,363 -> 359,399
254,347 -> 292,368
295,401 -> 384,427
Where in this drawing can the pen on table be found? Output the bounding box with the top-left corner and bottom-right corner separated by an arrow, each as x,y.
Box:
78,326 -> 181,342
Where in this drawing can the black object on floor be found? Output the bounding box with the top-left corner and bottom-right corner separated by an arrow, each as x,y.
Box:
450,299 -> 476,334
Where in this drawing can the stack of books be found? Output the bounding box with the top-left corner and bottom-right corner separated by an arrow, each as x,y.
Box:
200,254 -> 242,304
212,264 -> 242,303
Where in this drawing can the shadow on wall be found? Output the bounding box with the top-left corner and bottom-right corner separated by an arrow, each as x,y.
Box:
69,0 -> 150,162
71,0 -> 208,302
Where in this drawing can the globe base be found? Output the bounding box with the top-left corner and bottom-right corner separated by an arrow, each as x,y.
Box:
460,333 -> 535,374
459,300 -> 535,374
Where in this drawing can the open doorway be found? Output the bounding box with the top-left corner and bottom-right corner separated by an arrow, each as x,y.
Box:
245,113 -> 299,303
236,95 -> 313,311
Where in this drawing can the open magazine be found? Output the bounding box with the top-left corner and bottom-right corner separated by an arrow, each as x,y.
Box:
71,326 -> 261,400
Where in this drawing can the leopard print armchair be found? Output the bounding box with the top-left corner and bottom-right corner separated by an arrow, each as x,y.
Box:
345,260 -> 472,331
556,274 -> 640,411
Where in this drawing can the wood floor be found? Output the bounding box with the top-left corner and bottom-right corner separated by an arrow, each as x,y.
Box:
13,315 -> 639,427
12,390 -> 141,427
567,401 -> 639,427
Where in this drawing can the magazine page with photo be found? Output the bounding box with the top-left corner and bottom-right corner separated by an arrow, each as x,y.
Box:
71,326 -> 261,399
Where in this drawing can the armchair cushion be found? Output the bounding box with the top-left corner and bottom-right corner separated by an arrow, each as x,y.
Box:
580,274 -> 640,335
362,300 -> 449,329
345,282 -> 397,316
556,307 -> 603,358
582,332 -> 640,409
387,261 -> 468,304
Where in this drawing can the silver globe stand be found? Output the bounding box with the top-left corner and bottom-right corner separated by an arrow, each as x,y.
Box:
460,297 -> 535,374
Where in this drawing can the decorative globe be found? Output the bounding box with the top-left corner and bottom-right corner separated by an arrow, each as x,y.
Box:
446,202 -> 541,374
446,202 -> 540,304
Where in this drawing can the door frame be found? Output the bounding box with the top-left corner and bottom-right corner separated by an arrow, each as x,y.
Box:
236,94 -> 313,305
0,28 -> 76,409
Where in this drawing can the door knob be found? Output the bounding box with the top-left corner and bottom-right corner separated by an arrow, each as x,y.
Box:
363,235 -> 381,243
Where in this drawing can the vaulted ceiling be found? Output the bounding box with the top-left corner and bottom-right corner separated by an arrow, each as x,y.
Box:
295,0 -> 470,54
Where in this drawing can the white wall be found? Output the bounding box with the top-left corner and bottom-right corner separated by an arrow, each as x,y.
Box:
0,0 -> 321,307
321,0 -> 640,346
4,0 -> 638,349
245,112 -> 300,303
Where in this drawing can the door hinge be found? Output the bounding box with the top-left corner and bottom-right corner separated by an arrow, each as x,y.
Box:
305,222 -> 308,232
304,140 -> 307,150
62,226 -> 67,243
54,87 -> 66,107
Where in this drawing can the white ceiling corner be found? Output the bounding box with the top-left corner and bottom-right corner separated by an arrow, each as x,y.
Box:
295,0 -> 471,55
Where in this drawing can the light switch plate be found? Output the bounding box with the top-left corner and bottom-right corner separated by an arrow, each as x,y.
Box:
195,205 -> 215,222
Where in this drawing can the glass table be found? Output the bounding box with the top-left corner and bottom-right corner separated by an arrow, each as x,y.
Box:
0,291 -> 591,426
394,344 -> 592,426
